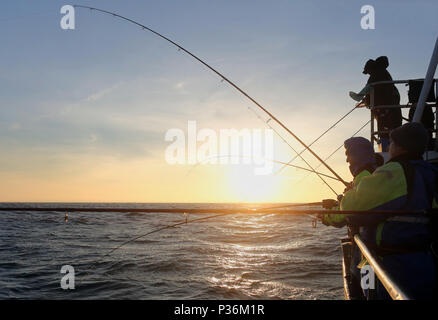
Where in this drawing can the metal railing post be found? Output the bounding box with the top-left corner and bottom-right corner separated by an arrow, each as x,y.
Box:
435,81 -> 438,151
354,235 -> 411,300
370,86 -> 375,146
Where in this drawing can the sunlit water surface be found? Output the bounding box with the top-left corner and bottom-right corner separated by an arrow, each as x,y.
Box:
0,203 -> 346,299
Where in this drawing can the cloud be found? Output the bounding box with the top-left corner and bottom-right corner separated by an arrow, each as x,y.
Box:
9,122 -> 21,130
86,82 -> 124,102
175,81 -> 185,89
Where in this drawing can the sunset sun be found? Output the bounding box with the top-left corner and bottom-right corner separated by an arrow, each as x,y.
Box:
227,164 -> 279,202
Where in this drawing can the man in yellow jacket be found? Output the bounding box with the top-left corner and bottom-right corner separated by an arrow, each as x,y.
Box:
322,123 -> 438,299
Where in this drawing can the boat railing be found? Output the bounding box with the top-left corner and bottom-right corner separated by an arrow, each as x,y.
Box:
353,234 -> 411,300
364,78 -> 438,151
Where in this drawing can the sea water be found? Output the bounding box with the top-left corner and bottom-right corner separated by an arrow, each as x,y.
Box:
0,203 -> 345,299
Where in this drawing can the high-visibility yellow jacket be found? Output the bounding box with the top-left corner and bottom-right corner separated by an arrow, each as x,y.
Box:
324,159 -> 438,247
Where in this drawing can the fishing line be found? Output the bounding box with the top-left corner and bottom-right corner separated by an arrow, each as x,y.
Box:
83,211 -> 240,279
185,154 -> 342,182
73,5 -> 348,188
275,105 -> 358,175
253,202 -> 323,210
246,106 -> 340,196
184,152 -> 339,208
83,208 -> 319,280
79,206 -> 431,278
317,120 -> 371,167
293,119 -> 371,186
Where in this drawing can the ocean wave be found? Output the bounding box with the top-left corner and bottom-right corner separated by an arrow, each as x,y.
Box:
0,203 -> 346,299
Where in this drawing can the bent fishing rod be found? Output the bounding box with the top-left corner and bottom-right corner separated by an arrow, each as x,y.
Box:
73,5 -> 349,188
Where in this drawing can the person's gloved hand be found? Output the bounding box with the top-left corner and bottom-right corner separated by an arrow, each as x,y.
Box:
356,100 -> 367,108
344,137 -> 376,177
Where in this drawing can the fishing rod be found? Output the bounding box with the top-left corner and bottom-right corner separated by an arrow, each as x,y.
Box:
73,5 -> 349,188
275,105 -> 357,175
0,206 -> 431,215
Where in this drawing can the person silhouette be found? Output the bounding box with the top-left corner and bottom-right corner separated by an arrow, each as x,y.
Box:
350,56 -> 402,151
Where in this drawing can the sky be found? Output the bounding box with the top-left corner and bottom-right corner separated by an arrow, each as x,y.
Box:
0,0 -> 437,202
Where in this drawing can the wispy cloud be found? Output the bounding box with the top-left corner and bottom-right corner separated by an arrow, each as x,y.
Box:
86,82 -> 124,102
8,122 -> 21,131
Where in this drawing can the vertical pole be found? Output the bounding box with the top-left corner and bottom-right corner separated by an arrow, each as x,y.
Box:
370,86 -> 375,148
413,37 -> 438,123
435,81 -> 438,150
370,108 -> 374,145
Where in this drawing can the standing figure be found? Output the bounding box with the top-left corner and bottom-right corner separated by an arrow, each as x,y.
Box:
350,56 -> 402,151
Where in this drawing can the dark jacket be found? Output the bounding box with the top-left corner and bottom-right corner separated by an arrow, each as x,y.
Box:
363,57 -> 402,135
